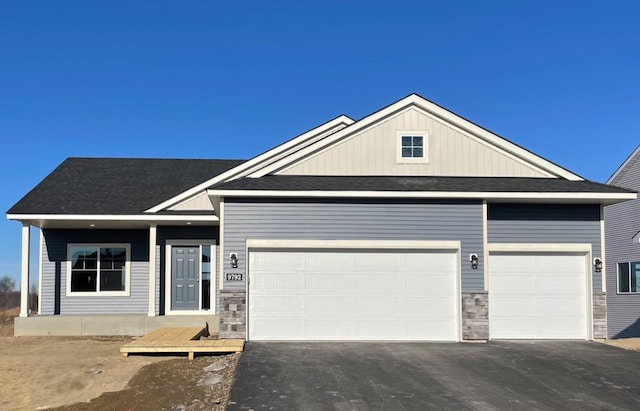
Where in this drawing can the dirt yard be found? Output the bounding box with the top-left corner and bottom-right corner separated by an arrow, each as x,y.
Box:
0,308 -> 240,410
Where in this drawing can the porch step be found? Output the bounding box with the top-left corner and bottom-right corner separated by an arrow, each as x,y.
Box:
120,326 -> 244,360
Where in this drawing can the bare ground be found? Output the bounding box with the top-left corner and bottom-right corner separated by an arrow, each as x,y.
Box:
603,337 -> 640,351
0,308 -> 240,410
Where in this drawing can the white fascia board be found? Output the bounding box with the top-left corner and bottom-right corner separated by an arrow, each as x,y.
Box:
251,94 -> 583,181
206,189 -> 637,203
6,214 -> 219,222
607,144 -> 640,184
144,115 -> 354,213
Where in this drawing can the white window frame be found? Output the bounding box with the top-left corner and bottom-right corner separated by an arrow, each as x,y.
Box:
164,239 -> 217,315
66,243 -> 131,297
617,261 -> 640,294
396,130 -> 429,163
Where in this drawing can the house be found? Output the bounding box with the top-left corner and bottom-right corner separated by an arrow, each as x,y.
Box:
7,94 -> 636,341
605,145 -> 640,338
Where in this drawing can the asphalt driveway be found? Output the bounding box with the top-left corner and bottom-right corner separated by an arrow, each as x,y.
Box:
228,341 -> 640,410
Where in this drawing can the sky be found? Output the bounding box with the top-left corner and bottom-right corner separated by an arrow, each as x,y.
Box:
0,1 -> 639,287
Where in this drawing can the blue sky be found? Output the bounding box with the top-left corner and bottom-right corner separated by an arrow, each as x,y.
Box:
1,1 -> 639,287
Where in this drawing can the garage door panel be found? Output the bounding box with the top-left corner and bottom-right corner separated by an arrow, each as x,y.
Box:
489,252 -> 588,339
249,248 -> 458,341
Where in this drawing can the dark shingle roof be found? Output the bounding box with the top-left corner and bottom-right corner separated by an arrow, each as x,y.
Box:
8,158 -> 245,215
210,175 -> 634,194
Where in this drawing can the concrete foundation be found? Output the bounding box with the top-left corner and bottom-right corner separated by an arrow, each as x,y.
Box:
14,314 -> 219,337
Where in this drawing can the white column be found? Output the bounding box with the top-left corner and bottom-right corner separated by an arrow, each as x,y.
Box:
148,224 -> 157,316
19,223 -> 30,318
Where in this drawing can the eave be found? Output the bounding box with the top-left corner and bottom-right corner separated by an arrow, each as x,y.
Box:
207,189 -> 637,206
6,213 -> 219,229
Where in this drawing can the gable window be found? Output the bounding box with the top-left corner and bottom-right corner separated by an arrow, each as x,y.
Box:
402,135 -> 424,158
67,244 -> 130,296
618,262 -> 640,293
397,131 -> 429,163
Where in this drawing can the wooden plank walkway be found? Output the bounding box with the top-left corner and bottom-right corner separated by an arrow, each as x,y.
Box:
120,327 -> 244,360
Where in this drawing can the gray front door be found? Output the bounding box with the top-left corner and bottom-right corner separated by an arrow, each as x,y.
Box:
172,246 -> 200,310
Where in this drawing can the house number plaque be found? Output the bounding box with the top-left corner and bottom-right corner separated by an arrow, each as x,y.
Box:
226,273 -> 244,281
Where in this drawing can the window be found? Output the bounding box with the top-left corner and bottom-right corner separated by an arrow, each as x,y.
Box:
618,261 -> 640,293
397,131 -> 429,163
68,244 -> 130,296
401,135 -> 424,158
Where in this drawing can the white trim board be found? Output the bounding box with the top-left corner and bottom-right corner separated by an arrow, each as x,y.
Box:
207,189 -> 636,204
7,214 -> 220,222
246,239 -> 461,250
144,115 -> 354,213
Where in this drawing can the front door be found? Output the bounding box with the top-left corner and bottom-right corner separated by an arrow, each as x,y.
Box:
172,246 -> 200,310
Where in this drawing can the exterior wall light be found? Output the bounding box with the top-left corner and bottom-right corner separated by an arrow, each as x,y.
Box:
230,253 -> 238,268
469,253 -> 479,269
594,257 -> 603,273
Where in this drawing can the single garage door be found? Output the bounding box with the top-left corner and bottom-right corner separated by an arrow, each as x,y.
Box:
489,252 -> 588,339
248,248 -> 459,341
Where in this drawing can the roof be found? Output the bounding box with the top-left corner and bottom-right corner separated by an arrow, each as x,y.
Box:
7,158 -> 245,215
210,175 -> 633,194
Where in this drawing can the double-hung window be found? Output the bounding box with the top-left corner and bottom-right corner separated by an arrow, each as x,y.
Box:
68,244 -> 130,296
618,261 -> 640,293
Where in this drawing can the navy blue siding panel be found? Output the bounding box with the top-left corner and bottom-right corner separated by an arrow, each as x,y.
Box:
223,198 -> 484,291
487,203 -> 602,291
41,229 -> 149,315
605,150 -> 640,338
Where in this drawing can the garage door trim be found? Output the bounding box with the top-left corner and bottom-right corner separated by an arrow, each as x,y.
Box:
246,239 -> 462,341
487,242 -> 593,340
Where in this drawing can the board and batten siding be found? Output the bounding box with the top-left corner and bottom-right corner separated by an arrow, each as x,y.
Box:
41,229 -> 150,315
487,203 -> 602,291
280,108 -> 549,178
605,149 -> 640,338
222,198 -> 484,291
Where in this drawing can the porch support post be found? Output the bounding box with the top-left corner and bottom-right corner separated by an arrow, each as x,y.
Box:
148,224 -> 157,316
19,223 -> 30,318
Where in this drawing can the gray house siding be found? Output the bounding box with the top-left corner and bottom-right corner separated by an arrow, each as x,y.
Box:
487,203 -> 602,291
41,229 -> 150,315
222,198 -> 484,291
606,149 -> 640,338
40,226 -> 219,316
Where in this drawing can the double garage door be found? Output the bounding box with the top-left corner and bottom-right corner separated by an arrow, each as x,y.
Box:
248,247 -> 459,341
247,246 -> 590,341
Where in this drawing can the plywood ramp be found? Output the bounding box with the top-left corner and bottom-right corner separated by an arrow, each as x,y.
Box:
120,327 -> 244,360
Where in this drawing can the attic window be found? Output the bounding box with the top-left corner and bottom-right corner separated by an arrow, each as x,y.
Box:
397,131 -> 429,163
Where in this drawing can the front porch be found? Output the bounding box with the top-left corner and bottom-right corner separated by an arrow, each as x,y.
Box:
14,313 -> 218,336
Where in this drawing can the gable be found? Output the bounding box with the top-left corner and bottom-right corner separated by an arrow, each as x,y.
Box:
248,94 -> 581,180
278,107 -> 552,177
168,191 -> 214,211
608,145 -> 640,191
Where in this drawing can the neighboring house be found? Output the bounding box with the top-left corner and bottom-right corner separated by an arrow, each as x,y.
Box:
605,145 -> 640,338
7,94 -> 636,341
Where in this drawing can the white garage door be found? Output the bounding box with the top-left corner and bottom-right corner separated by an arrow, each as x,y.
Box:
489,252 -> 588,339
248,248 -> 459,341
